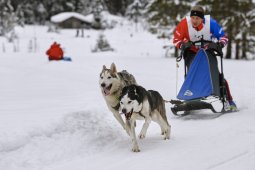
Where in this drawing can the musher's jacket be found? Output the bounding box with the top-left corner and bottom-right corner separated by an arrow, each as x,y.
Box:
173,15 -> 228,52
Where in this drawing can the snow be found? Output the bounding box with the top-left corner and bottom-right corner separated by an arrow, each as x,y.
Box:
50,11 -> 123,25
51,12 -> 92,23
0,21 -> 255,170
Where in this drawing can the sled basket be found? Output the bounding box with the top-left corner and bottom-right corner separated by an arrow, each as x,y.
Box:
171,42 -> 229,116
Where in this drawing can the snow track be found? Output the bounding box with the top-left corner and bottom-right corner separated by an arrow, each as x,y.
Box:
0,109 -> 125,170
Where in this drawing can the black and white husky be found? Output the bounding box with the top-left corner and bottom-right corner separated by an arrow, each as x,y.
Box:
120,84 -> 171,152
99,63 -> 137,135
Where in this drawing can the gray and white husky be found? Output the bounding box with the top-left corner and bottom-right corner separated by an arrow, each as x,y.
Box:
99,63 -> 137,134
120,84 -> 171,152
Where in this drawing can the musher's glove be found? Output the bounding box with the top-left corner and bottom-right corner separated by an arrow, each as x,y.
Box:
180,41 -> 192,51
217,42 -> 224,48
207,42 -> 223,56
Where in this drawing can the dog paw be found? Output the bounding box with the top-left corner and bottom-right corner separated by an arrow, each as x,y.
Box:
163,128 -> 170,140
164,136 -> 170,140
138,133 -> 145,139
132,146 -> 140,152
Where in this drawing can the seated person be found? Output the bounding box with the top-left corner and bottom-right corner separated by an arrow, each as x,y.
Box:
173,5 -> 237,111
46,42 -> 64,61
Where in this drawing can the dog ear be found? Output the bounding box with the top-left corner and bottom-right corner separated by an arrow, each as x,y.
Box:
128,85 -> 140,100
121,86 -> 128,98
136,86 -> 145,103
110,63 -> 117,73
102,65 -> 106,70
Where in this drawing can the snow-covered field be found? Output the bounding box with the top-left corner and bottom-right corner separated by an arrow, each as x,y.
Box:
0,22 -> 255,170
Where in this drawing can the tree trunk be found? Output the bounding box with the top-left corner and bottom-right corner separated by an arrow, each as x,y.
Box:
235,40 -> 240,60
241,32 -> 247,59
226,37 -> 232,59
225,27 -> 232,59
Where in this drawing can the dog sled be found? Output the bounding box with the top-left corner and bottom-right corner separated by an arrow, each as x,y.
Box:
170,38 -> 237,116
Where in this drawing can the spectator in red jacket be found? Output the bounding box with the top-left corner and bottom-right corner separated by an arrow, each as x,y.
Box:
46,42 -> 64,61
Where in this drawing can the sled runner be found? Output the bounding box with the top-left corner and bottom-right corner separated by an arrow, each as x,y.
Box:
170,38 -> 237,116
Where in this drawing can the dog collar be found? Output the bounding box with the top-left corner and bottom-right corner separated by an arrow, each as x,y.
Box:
111,94 -> 121,111
112,103 -> 120,111
124,107 -> 145,120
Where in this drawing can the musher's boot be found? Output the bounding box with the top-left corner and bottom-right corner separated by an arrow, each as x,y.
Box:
228,100 -> 238,111
224,100 -> 237,112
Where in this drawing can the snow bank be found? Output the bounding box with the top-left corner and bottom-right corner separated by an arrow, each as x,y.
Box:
0,107 -> 125,170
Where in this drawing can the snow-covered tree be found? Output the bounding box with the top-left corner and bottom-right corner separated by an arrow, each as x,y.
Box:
126,0 -> 148,23
104,0 -> 133,15
146,0 -> 192,28
0,0 -> 17,36
146,0 -> 192,57
35,3 -> 47,24
81,0 -> 94,15
92,33 -> 114,52
198,0 -> 255,59
234,1 -> 255,60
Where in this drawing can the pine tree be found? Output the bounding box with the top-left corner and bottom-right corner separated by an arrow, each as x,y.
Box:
146,0 -> 192,28
237,1 -> 255,59
104,0 -> 133,15
126,0 -> 148,32
0,0 -> 17,35
35,3 -> 47,25
198,0 -> 255,59
92,33 -> 114,52
146,0 -> 192,57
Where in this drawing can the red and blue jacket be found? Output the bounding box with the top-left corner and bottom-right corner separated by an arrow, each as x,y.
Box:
173,15 -> 228,52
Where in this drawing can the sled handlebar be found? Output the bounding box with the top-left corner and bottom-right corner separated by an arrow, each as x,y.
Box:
191,40 -> 223,57
177,39 -> 223,62
191,39 -> 213,48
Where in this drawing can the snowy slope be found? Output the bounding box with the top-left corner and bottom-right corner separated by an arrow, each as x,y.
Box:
0,23 -> 255,170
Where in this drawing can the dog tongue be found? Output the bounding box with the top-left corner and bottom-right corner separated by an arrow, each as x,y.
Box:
103,88 -> 110,96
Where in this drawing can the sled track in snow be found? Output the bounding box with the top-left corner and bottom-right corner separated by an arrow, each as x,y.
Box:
0,109 -> 125,169
206,151 -> 250,170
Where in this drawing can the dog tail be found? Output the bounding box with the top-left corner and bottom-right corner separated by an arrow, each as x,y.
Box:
149,91 -> 169,126
159,100 -> 170,126
153,92 -> 169,126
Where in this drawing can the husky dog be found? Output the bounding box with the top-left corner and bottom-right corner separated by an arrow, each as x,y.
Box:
120,84 -> 171,152
99,63 -> 137,134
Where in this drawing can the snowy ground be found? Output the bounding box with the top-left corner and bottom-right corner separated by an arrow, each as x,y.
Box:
0,22 -> 255,170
